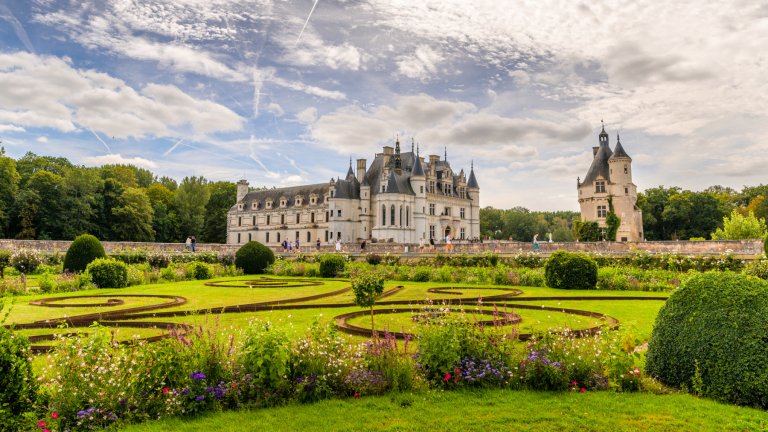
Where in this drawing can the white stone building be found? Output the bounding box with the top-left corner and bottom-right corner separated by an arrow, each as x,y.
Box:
227,139 -> 480,246
577,124 -> 644,241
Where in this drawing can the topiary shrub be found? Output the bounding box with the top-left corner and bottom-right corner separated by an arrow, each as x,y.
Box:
544,251 -> 597,290
186,261 -> 212,280
86,258 -> 128,288
0,326 -> 37,431
235,241 -> 275,275
646,272 -> 768,408
0,250 -> 10,278
365,254 -> 382,265
318,254 -> 346,278
64,234 -> 106,273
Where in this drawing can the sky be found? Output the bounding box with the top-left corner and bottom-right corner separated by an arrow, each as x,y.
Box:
1,0 -> 766,211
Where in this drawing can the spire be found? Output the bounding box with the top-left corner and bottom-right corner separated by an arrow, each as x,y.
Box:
610,132 -> 631,160
411,137 -> 415,154
345,156 -> 355,181
412,151 -> 425,177
394,136 -> 402,170
444,146 -> 447,160
467,162 -> 479,188
598,120 -> 610,147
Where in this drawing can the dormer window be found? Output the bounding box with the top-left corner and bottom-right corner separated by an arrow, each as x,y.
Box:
252,202 -> 258,210
295,196 -> 303,206
280,199 -> 286,207
237,204 -> 243,211
595,181 -> 606,193
266,200 -> 273,209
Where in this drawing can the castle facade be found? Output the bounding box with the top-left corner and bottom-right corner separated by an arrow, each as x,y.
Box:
227,139 -> 480,245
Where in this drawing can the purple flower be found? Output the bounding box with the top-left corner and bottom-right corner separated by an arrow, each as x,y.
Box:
190,371 -> 207,381
195,395 -> 205,401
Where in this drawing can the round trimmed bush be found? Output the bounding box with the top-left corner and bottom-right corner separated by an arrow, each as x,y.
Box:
235,241 -> 275,275
318,254 -> 346,278
544,251 -> 597,290
86,258 -> 128,288
646,272 -> 768,408
64,234 -> 106,273
187,261 -> 213,280
0,327 -> 37,430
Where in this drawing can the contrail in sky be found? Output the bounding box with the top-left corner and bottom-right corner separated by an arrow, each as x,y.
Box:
0,4 -> 35,53
163,138 -> 184,157
295,0 -> 319,45
89,128 -> 112,152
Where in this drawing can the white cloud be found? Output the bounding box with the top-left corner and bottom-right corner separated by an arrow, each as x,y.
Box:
397,45 -> 444,81
0,52 -> 245,139
36,136 -> 48,143
296,107 -> 318,124
0,124 -> 25,133
83,153 -> 158,169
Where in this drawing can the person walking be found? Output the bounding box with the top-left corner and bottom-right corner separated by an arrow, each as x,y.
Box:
316,238 -> 321,251
185,236 -> 192,252
191,236 -> 196,253
295,239 -> 300,253
282,239 -> 288,252
335,239 -> 342,252
446,234 -> 453,252
533,233 -> 541,253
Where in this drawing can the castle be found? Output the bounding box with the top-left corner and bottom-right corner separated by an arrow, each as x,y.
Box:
227,139 -> 480,245
577,124 -> 643,241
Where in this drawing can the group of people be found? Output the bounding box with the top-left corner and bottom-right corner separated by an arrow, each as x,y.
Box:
281,239 -> 301,253
184,236 -> 196,252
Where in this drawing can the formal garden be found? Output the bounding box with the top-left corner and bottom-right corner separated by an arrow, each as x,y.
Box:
1,236 -> 768,431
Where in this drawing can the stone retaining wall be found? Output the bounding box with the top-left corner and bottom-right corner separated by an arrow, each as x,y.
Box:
1,238 -> 763,257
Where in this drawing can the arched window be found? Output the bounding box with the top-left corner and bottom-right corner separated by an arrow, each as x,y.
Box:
280,214 -> 285,224
390,205 -> 395,226
406,206 -> 410,227
277,233 -> 281,242
399,205 -> 403,226
382,205 -> 386,226
311,212 -> 315,223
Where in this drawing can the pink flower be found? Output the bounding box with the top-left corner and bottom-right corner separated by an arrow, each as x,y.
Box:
38,420 -> 46,428
443,373 -> 451,382
162,387 -> 170,395
354,392 -> 360,399
580,388 -> 587,393
51,412 -> 59,419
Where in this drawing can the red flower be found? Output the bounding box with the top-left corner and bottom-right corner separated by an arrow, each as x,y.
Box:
44,430 -> 50,432
455,368 -> 460,374
571,381 -> 578,386
162,387 -> 170,395
38,420 -> 46,428
580,388 -> 587,393
51,412 -> 59,419
443,373 -> 451,382
354,392 -> 360,399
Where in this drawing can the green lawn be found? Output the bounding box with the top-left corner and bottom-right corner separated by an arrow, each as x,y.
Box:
122,388 -> 768,432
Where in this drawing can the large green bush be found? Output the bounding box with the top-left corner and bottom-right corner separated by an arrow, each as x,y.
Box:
0,326 -> 37,430
646,272 -> 768,408
186,261 -> 213,280
86,258 -> 129,288
64,234 -> 106,273
318,254 -> 346,278
235,241 -> 275,275
544,251 -> 597,290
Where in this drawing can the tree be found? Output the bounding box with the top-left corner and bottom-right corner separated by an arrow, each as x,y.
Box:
15,152 -> 72,184
11,189 -> 40,239
57,167 -> 101,239
112,188 -> 155,241
22,170 -> 64,239
662,191 -> 725,240
202,181 -> 236,243
351,273 -> 385,332
0,151 -> 20,237
637,186 -> 680,240
711,209 -> 767,240
605,196 -> 621,241
147,183 -> 179,242
95,178 -> 125,240
100,165 -> 138,188
479,207 -> 504,238
174,176 -> 210,238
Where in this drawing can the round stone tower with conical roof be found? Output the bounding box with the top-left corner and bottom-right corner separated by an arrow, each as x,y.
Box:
577,124 -> 643,241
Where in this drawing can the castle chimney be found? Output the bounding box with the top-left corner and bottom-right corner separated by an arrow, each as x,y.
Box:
236,179 -> 249,202
356,159 -> 367,184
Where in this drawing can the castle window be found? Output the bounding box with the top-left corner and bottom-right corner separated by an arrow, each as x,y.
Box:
595,181 -> 606,193
406,206 -> 410,226
238,204 -> 243,211
429,204 -> 435,215
624,165 -> 628,174
237,233 -> 241,243
280,214 -> 285,225
390,205 -> 395,226
252,216 -> 256,225
267,215 -> 271,225
277,233 -> 281,242
281,200 -> 286,207
597,205 -> 607,218
266,232 -> 270,243
307,232 -> 311,242
382,205 -> 386,226
248,233 -> 252,242
311,212 -> 315,223
252,202 -> 258,210
295,231 -> 299,240
429,225 -> 435,240
399,205 -> 403,226
460,228 -> 465,240
266,200 -> 272,209
238,217 -> 242,226
296,214 -> 300,224
420,186 -> 424,193
460,208 -> 465,219
625,187 -> 629,195
337,209 -> 342,217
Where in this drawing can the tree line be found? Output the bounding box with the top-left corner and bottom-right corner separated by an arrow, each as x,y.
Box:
480,184 -> 768,242
0,149 -> 236,243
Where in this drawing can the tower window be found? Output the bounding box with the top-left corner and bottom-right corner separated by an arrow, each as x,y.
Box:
625,187 -> 629,195
597,205 -> 607,218
624,165 -> 629,174
595,181 -> 606,193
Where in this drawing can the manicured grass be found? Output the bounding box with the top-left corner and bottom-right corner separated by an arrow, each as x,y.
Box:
122,388 -> 768,432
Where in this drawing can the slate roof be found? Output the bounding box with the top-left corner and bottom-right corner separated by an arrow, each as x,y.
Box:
582,131 -> 613,185
467,166 -> 479,188
610,135 -> 631,160
233,183 -> 329,210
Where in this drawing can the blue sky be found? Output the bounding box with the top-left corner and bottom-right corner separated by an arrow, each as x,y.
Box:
1,0 -> 766,210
